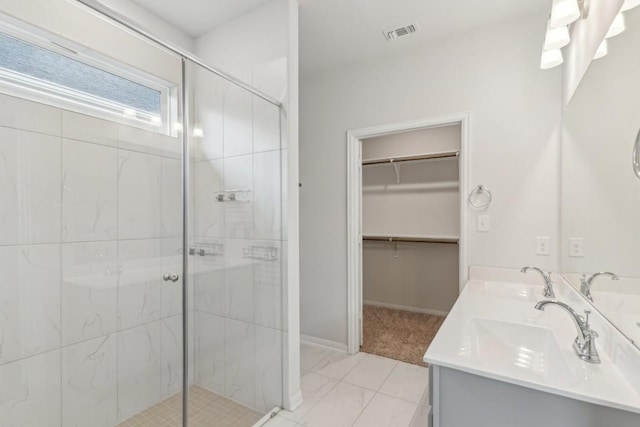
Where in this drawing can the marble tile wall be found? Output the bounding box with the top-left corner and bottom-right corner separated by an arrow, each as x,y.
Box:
191,67 -> 285,414
0,61 -> 286,425
0,93 -> 186,427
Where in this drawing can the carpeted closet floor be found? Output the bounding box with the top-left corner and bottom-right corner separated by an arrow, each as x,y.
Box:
360,305 -> 446,366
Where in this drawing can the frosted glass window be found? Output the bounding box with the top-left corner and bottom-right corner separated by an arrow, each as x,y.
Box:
0,32 -> 161,115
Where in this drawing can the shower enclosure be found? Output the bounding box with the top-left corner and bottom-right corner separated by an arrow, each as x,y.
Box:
0,1 -> 285,426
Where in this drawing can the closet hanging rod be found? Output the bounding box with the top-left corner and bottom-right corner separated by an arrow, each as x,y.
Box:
362,150 -> 459,166
362,235 -> 459,244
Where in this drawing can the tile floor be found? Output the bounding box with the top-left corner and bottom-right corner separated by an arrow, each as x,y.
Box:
117,385 -> 264,427
116,344 -> 429,427
263,343 -> 430,427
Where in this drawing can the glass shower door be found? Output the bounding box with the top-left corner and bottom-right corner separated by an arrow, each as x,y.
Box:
0,4 -> 285,425
0,8 -> 186,425
186,58 -> 285,425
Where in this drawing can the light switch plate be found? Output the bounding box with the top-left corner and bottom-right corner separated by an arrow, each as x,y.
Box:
536,237 -> 550,256
477,215 -> 490,232
569,238 -> 584,257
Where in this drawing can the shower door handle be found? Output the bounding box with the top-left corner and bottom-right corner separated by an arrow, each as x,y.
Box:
634,128 -> 640,179
163,273 -> 180,282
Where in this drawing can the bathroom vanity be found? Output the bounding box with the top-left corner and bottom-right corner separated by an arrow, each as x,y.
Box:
424,272 -> 640,427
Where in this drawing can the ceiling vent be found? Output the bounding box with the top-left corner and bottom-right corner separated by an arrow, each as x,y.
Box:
383,24 -> 419,41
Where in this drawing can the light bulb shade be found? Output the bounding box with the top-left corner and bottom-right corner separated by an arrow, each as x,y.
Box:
606,13 -> 626,38
541,48 -> 564,69
594,39 -> 608,59
544,22 -> 570,50
621,0 -> 640,12
550,0 -> 581,27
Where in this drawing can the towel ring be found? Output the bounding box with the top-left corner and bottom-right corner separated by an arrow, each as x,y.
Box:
468,185 -> 492,209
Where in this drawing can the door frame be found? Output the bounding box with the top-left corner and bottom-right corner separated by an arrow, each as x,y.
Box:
346,112 -> 471,354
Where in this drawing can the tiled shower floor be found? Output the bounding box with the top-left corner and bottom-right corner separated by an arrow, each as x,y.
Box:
117,385 -> 265,427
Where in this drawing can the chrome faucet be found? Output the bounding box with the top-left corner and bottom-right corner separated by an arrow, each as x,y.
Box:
580,272 -> 619,302
521,266 -> 555,298
535,300 -> 600,364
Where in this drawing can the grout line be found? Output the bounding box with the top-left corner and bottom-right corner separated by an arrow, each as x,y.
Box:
57,109 -> 63,427
193,146 -> 283,163
348,389 -> 375,427
374,359 -> 400,392
114,148 -> 121,421
0,235 -> 186,249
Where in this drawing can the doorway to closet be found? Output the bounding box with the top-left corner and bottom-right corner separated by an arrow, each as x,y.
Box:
346,114 -> 470,362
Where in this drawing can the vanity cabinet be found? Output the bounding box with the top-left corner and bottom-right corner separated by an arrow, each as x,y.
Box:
428,365 -> 640,427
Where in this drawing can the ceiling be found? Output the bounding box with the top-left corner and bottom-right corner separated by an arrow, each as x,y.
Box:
125,0 -> 549,73
299,0 -> 549,74
129,0 -> 272,37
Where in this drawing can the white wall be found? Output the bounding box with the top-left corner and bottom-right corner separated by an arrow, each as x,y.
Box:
97,0 -> 195,51
195,0 -> 289,98
300,14 -> 562,346
363,242 -> 459,314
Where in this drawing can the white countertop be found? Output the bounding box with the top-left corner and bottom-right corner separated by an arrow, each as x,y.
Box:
424,279 -> 640,414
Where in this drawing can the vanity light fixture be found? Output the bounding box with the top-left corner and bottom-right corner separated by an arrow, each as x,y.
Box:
594,39 -> 608,59
550,0 -> 581,27
544,21 -> 570,49
621,0 -> 640,11
540,0 -> 590,69
541,48 -> 564,69
606,13 -> 626,38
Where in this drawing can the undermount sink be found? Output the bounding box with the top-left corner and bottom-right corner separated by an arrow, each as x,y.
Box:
459,318 -> 574,384
468,281 -> 542,302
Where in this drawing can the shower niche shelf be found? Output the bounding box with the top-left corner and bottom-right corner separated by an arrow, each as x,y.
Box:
243,245 -> 279,261
189,243 -> 224,257
215,189 -> 252,203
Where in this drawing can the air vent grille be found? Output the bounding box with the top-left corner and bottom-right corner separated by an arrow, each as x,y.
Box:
384,24 -> 418,41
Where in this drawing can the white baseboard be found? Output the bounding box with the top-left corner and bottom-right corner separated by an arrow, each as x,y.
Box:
300,334 -> 348,352
363,300 -> 448,317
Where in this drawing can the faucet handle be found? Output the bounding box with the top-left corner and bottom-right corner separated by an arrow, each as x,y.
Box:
583,310 -> 599,335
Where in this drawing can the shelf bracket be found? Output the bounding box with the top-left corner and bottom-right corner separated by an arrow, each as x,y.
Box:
391,159 -> 400,184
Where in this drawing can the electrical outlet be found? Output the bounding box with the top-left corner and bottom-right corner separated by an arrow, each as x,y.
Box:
536,237 -> 550,256
477,215 -> 490,232
569,238 -> 584,257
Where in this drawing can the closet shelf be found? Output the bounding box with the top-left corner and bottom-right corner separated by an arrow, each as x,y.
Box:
362,150 -> 459,166
362,234 -> 459,244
